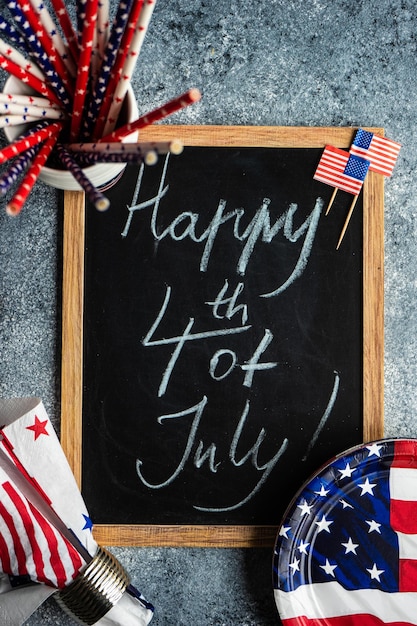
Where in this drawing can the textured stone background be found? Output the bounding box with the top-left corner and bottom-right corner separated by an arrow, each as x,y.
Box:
0,0 -> 416,624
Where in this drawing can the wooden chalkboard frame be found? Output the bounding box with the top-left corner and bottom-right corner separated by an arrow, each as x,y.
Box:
60,126 -> 384,547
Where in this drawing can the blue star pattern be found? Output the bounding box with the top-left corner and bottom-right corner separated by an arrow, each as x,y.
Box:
344,154 -> 370,181
352,129 -> 374,150
274,441 -> 400,594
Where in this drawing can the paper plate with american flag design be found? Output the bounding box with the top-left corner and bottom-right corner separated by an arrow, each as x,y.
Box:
273,439 -> 417,626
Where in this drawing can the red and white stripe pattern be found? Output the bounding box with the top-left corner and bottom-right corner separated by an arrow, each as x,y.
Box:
314,145 -> 369,196
350,129 -> 401,177
390,439 -> 417,592
0,476 -> 83,587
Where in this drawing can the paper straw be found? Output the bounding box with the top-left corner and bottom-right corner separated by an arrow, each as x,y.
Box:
30,0 -> 77,77
101,0 -> 156,136
0,37 -> 46,82
97,0 -> 110,57
56,143 -> 110,211
5,2 -> 72,110
90,0 -> 110,79
99,88 -> 202,143
74,149 -> 158,166
0,54 -> 62,105
0,93 -> 64,111
83,0 -> 135,138
68,139 -> 183,156
1,101 -> 66,118
0,144 -> 41,195
0,16 -> 32,56
0,114 -> 55,128
70,0 -> 99,141
92,0 -> 145,139
0,121 -> 63,164
6,131 -> 60,215
68,140 -> 158,153
11,0 -> 74,96
49,0 -> 79,61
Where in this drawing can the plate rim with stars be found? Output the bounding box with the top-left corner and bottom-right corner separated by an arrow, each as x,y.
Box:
272,437 -> 417,624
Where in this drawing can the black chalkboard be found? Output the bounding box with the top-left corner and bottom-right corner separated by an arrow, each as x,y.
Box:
61,127 -> 384,546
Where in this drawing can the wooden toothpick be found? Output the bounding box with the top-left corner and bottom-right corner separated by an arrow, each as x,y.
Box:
336,195 -> 359,249
326,187 -> 338,215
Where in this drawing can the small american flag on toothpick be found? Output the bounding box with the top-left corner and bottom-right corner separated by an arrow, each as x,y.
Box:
313,145 -> 370,248
350,129 -> 401,177
314,145 -> 370,198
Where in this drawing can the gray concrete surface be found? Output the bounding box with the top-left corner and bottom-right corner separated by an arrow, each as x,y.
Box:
1,0 -> 416,624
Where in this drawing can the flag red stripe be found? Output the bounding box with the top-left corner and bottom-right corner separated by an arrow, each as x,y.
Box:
0,432 -> 52,505
28,500 -> 80,588
400,559 -> 417,592
282,616 -> 415,626
371,136 -> 401,154
0,497 -> 28,576
350,146 -> 395,176
64,533 -> 85,581
30,501 -> 84,584
2,481 -> 53,586
392,440 -> 417,467
391,499 -> 417,534
314,146 -> 364,195
314,171 -> 363,194
0,525 -> 12,573
366,146 -> 399,161
350,134 -> 400,176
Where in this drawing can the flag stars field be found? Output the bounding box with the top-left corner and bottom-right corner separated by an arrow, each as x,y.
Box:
366,443 -> 383,457
341,537 -> 359,555
297,500 -> 313,516
297,540 -> 310,554
366,519 -> 382,534
315,514 -> 334,533
358,477 -> 377,496
274,440 -> 417,624
320,559 -> 337,577
338,462 -> 356,479
367,563 -> 385,581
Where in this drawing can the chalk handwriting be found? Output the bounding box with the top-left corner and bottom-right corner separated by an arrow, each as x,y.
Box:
122,149 -> 339,513
121,155 -> 324,293
142,285 -> 251,397
135,371 -> 340,511
143,284 -> 279,396
206,280 -> 248,325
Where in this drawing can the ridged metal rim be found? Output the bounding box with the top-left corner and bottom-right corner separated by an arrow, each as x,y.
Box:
56,546 -> 130,625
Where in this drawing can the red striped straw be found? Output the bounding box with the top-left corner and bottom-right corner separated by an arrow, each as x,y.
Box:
6,131 -> 60,216
0,55 -> 62,105
101,0 -> 156,137
96,0 -> 110,64
92,0 -> 145,139
0,37 -> 46,82
14,0 -> 74,96
32,0 -> 77,77
70,0 -> 99,141
49,0 -> 79,61
0,121 -> 63,164
99,88 -> 202,143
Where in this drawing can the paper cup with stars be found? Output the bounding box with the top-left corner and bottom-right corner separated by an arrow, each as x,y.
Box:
0,397 -> 153,626
273,438 -> 417,625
